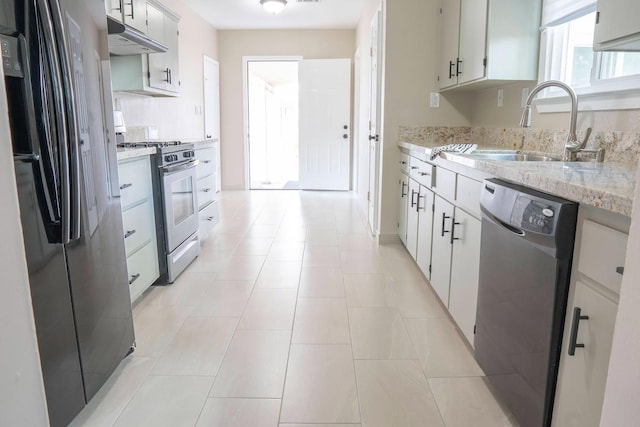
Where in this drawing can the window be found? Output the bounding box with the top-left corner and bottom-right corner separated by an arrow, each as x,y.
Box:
538,0 -> 640,110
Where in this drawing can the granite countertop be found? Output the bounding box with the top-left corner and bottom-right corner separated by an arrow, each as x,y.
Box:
399,141 -> 637,217
116,146 -> 157,161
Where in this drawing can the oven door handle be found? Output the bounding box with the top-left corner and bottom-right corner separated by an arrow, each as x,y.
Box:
162,159 -> 199,174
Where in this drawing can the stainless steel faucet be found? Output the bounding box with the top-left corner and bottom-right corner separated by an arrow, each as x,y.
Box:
520,80 -> 594,162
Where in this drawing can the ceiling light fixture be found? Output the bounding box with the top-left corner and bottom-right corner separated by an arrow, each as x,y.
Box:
260,0 -> 287,14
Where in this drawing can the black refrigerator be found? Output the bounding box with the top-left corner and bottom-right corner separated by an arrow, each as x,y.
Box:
1,1 -> 135,426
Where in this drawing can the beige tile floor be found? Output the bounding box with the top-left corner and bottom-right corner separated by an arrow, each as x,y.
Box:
71,190 -> 516,427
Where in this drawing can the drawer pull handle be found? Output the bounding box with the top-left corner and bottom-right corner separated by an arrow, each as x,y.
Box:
420,172 -> 430,176
203,160 -> 212,164
616,266 -> 624,275
410,166 -> 418,170
129,273 -> 141,285
441,213 -> 451,236
399,161 -> 407,165
120,183 -> 133,190
568,307 -> 589,356
124,229 -> 137,239
206,216 -> 215,222
202,188 -> 212,192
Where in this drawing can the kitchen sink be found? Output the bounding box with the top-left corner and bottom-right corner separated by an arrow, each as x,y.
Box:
464,150 -> 562,162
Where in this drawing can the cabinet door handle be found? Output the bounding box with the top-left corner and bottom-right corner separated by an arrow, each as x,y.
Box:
120,183 -> 132,190
129,273 -> 141,285
441,213 -> 451,236
456,58 -> 462,76
568,307 -> 589,356
401,182 -> 408,198
163,68 -> 170,83
410,189 -> 417,208
115,0 -> 123,12
125,1 -> 134,18
450,218 -> 460,244
416,194 -> 425,212
169,69 -> 172,85
124,229 -> 136,239
449,60 -> 455,79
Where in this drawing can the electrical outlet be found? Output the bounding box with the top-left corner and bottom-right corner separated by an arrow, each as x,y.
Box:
497,89 -> 504,107
521,87 -> 530,108
430,92 -> 440,108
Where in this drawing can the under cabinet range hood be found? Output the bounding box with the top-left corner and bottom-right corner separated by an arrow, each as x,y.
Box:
107,16 -> 168,55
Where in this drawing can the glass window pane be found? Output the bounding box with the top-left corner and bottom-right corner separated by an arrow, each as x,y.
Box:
599,52 -> 640,80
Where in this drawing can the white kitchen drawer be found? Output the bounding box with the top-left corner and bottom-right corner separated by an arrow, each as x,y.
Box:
578,220 -> 628,295
118,156 -> 152,209
199,200 -> 219,242
127,240 -> 159,302
409,156 -> 434,188
455,174 -> 482,219
197,175 -> 216,210
433,166 -> 456,202
121,200 -> 154,256
399,153 -> 410,174
196,147 -> 216,179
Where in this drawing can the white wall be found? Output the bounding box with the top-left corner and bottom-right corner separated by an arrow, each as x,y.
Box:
0,66 -> 49,426
116,0 -> 218,141
217,29 -> 356,190
376,0 -> 471,236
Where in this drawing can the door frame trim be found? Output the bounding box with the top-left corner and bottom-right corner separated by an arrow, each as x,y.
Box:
242,55 -> 303,191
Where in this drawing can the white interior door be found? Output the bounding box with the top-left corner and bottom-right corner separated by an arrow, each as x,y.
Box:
299,58 -> 351,190
368,9 -> 383,233
203,56 -> 220,141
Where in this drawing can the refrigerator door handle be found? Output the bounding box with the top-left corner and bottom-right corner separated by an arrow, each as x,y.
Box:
48,0 -> 82,241
37,0 -> 77,243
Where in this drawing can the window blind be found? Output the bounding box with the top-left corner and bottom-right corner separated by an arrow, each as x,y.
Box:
541,0 -> 596,29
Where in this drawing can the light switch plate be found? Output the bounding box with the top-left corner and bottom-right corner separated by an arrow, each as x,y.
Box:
430,92 -> 440,108
497,89 -> 504,107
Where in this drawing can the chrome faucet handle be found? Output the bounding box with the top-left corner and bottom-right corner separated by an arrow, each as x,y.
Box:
581,127 -> 592,147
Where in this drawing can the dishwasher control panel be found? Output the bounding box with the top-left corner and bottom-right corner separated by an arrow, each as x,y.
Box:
511,196 -> 557,235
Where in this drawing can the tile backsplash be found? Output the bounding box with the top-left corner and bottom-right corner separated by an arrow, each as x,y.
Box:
399,126 -> 640,167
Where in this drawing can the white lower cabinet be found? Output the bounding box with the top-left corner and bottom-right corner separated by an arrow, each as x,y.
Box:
552,281 -> 618,427
118,155 -> 160,302
195,144 -> 220,243
448,208 -> 481,345
398,154 -> 483,347
416,186 -> 435,279
430,195 -> 455,307
406,178 -> 421,258
397,172 -> 409,245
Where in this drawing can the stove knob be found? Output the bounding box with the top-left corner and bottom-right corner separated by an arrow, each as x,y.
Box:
172,154 -> 179,161
183,151 -> 194,158
164,155 -> 173,162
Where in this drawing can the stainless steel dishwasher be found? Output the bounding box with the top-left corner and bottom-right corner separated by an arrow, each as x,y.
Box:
474,179 -> 578,427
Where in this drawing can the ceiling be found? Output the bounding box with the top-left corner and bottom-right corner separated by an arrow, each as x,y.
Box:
183,0 -> 368,30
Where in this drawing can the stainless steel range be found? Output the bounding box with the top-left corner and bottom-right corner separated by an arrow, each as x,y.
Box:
119,141 -> 201,283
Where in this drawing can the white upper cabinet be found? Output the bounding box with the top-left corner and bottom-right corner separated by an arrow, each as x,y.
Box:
438,0 -> 541,91
124,0 -> 148,34
594,0 -> 640,51
110,0 -> 181,97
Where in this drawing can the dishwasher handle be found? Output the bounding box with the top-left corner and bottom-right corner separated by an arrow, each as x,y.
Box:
483,209 -> 525,237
